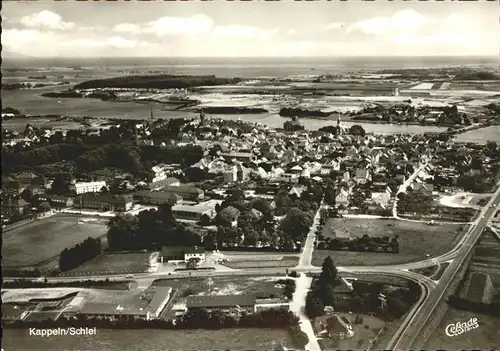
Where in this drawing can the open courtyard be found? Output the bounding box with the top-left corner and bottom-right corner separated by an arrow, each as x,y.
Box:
312,218 -> 465,266
2,215 -> 108,267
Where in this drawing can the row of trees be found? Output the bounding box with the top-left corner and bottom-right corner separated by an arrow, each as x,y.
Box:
59,237 -> 101,272
107,204 -> 201,251
316,235 -> 399,254
5,308 -> 298,331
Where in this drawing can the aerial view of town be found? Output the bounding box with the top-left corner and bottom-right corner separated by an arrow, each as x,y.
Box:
2,1 -> 500,351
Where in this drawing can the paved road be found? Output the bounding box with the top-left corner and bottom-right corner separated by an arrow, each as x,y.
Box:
388,185 -> 500,351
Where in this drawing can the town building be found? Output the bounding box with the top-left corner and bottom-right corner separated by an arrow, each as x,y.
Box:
74,193 -> 133,212
355,169 -> 372,184
1,196 -> 30,217
321,314 -> 355,339
171,203 -> 216,221
163,185 -> 204,201
184,246 -> 206,264
159,246 -> 206,264
70,181 -> 107,195
186,295 -> 256,316
36,194 -> 74,209
220,152 -> 256,163
134,190 -> 181,206
78,287 -> 172,321
335,188 -> 350,207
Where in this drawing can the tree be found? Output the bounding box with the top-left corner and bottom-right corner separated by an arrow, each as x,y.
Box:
305,292 -> 325,318
279,208 -> 313,242
200,214 -> 211,226
51,173 -> 71,195
349,125 -> 366,137
38,201 -> 51,213
186,257 -> 201,269
319,256 -> 338,286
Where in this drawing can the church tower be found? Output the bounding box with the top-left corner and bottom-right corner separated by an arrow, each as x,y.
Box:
200,109 -> 206,125
337,114 -> 343,135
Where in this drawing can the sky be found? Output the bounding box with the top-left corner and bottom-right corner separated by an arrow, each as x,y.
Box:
2,1 -> 499,58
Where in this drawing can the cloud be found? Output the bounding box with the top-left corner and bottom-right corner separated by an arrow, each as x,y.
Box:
114,14 -> 214,37
348,9 -> 428,35
20,10 -> 74,30
390,33 -> 474,45
322,22 -> 345,30
213,25 -> 277,38
2,29 -> 43,53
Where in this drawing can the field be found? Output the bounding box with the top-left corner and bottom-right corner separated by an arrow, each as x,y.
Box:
2,215 -> 108,267
424,308 -> 500,350
224,253 -> 299,269
153,275 -> 289,299
62,252 -> 152,276
455,126 -> 500,144
3,328 -> 296,350
312,219 -> 464,266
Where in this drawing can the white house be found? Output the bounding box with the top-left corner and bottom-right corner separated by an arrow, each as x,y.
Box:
184,247 -> 206,264
71,181 -> 107,195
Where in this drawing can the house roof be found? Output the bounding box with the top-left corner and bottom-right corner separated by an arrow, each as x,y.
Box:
326,314 -> 351,334
355,169 -> 370,179
164,185 -> 203,195
172,204 -> 213,214
186,294 -> 256,309
160,246 -> 191,258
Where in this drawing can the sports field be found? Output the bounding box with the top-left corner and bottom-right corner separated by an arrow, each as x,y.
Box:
2,215 -> 107,267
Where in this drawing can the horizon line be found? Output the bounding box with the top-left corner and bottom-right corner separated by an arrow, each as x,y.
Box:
4,54 -> 498,59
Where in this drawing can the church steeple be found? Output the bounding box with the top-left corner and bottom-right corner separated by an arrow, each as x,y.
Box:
200,109 -> 206,125
336,114 -> 342,135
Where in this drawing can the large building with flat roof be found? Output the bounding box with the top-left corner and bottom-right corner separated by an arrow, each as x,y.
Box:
78,287 -> 172,321
186,294 -> 256,316
172,203 -> 215,221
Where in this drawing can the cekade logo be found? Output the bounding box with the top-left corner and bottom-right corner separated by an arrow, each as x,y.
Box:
445,317 -> 479,337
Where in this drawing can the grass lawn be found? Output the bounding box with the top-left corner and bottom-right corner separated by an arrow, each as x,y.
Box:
312,219 -> 464,266
223,257 -> 299,269
424,308 -> 500,350
315,313 -> 386,350
153,275 -> 289,300
62,252 -> 151,276
2,215 -> 108,267
3,328 -> 296,350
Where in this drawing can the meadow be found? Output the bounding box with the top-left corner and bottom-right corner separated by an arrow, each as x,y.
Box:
313,218 -> 465,266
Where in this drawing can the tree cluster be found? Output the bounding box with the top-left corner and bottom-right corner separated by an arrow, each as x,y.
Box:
316,235 -> 399,254
397,190 -> 433,215
3,122 -> 203,178
107,205 -> 201,251
59,237 -> 101,272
